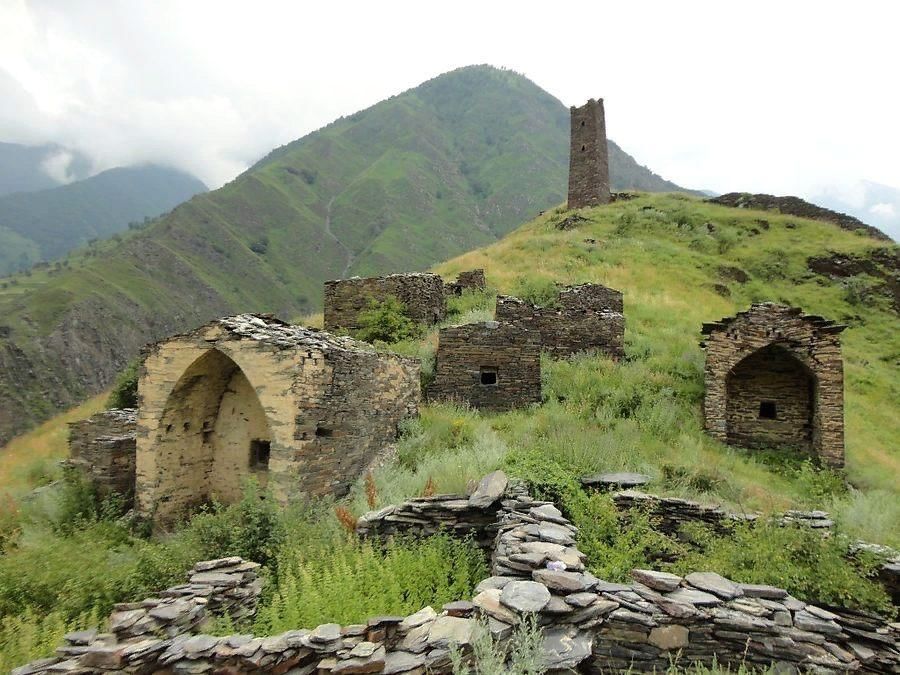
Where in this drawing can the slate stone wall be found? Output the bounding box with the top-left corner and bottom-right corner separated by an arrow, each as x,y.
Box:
427,322 -> 541,411
568,99 -> 611,209
324,273 -> 447,332
444,269 -> 486,297
65,408 -> 137,504
701,303 -> 846,467
17,474 -> 899,674
495,283 -> 624,359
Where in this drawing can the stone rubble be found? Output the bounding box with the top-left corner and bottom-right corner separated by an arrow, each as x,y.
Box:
14,474 -> 899,674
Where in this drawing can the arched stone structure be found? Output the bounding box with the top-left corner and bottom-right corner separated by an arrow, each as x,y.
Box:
135,315 -> 420,524
701,303 -> 846,467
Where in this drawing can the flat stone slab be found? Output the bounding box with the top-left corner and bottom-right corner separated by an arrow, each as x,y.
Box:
580,472 -> 650,490
500,580 -> 551,613
532,569 -> 590,593
468,470 -> 507,508
631,569 -> 682,592
739,583 -> 788,599
685,572 -> 744,599
664,588 -> 722,606
541,627 -> 593,670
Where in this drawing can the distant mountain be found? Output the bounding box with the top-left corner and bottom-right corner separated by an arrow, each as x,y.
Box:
0,64 -> 692,444
812,180 -> 900,241
0,142 -> 92,196
0,165 -> 207,275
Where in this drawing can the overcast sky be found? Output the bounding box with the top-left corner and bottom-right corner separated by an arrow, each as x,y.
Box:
2,0 -> 899,235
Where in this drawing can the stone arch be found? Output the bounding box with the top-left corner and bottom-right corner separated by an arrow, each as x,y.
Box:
725,343 -> 817,453
152,348 -> 271,512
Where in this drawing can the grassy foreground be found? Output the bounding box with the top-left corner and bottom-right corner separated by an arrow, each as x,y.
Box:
0,193 -> 897,671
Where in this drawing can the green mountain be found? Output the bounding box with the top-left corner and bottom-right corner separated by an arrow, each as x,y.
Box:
0,65 -> 691,445
0,142 -> 91,196
0,165 -> 207,276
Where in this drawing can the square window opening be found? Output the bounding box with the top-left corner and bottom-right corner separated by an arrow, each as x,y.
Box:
759,401 -> 777,420
316,425 -> 333,438
250,439 -> 271,469
480,367 -> 498,386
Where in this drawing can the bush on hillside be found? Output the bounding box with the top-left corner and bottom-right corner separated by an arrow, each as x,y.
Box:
512,276 -> 558,307
354,297 -> 418,344
106,359 -> 140,409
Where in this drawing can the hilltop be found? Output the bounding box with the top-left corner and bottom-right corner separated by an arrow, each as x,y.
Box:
0,165 -> 207,276
0,65 -> 690,445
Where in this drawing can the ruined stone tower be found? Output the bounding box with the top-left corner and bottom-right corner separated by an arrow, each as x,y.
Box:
568,99 -> 611,209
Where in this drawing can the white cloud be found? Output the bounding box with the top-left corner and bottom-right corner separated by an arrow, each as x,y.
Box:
869,202 -> 896,218
0,0 -> 898,197
39,149 -> 76,183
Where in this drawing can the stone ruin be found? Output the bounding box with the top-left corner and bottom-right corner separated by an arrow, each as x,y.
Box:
568,98 -> 611,209
134,314 -> 420,524
495,283 -> 625,360
17,471 -> 900,674
64,408 -> 137,504
427,322 -> 542,411
701,303 -> 846,467
323,273 -> 447,332
443,269 -> 486,297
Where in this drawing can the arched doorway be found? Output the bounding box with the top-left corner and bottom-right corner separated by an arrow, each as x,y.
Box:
153,349 -> 270,512
725,344 -> 816,453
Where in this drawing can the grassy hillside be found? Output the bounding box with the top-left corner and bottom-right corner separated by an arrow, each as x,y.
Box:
0,165 -> 207,275
1,194 -> 897,672
0,65 -> 690,445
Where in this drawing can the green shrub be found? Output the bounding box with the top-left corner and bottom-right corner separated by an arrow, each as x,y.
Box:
450,616 -> 542,675
354,297 -> 418,343
672,521 -> 893,615
253,533 -> 486,633
0,607 -> 101,673
106,359 -> 140,409
511,276 -> 558,306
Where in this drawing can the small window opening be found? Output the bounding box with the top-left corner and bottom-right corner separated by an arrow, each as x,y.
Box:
250,439 -> 271,469
182,421 -> 191,431
202,430 -> 213,444
580,120 -> 585,127
480,367 -> 498,386
165,424 -> 173,433
759,401 -> 777,420
316,425 -> 333,438
581,144 -> 586,151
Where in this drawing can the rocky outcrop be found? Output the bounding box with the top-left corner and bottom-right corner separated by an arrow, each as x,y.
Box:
710,193 -> 891,241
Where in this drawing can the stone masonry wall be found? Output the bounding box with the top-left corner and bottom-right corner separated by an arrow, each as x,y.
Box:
427,322 -> 541,411
495,283 -> 625,360
702,303 -> 846,467
65,408 -> 138,504
568,99 -> 611,209
18,473 -> 899,674
324,273 -> 447,332
444,269 -> 486,297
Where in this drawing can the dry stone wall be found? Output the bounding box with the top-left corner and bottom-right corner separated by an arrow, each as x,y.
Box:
323,273 -> 447,332
64,408 -> 137,503
427,322 -> 541,411
17,473 -> 899,674
444,269 -> 486,297
495,283 -> 624,359
702,303 -> 846,467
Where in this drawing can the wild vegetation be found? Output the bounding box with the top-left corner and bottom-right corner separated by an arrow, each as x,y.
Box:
0,193 -> 897,670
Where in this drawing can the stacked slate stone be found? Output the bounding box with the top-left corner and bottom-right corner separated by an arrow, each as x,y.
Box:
612,489 -> 758,536
64,408 -> 137,505
356,471 -> 509,551
443,269 -> 486,297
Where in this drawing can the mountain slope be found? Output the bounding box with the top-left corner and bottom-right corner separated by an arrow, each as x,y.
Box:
0,65 -> 690,444
0,165 -> 207,275
0,142 -> 91,196
813,180 -> 900,241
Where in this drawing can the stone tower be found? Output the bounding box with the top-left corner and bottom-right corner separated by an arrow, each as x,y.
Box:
568,98 -> 611,209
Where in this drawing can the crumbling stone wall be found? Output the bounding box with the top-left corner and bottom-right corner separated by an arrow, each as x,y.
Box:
495,283 -> 625,359
427,322 -> 541,411
568,99 -> 611,209
444,269 -> 486,297
136,315 -> 420,524
702,303 -> 846,467
18,474 -> 899,675
65,409 -> 137,504
324,273 -> 446,332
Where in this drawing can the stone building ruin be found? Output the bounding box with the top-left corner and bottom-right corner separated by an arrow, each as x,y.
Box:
701,303 -> 846,467
64,408 -> 137,504
495,283 -> 625,359
443,269 -> 486,297
427,321 -> 541,411
568,98 -> 611,209
323,272 -> 446,332
135,314 -> 420,523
